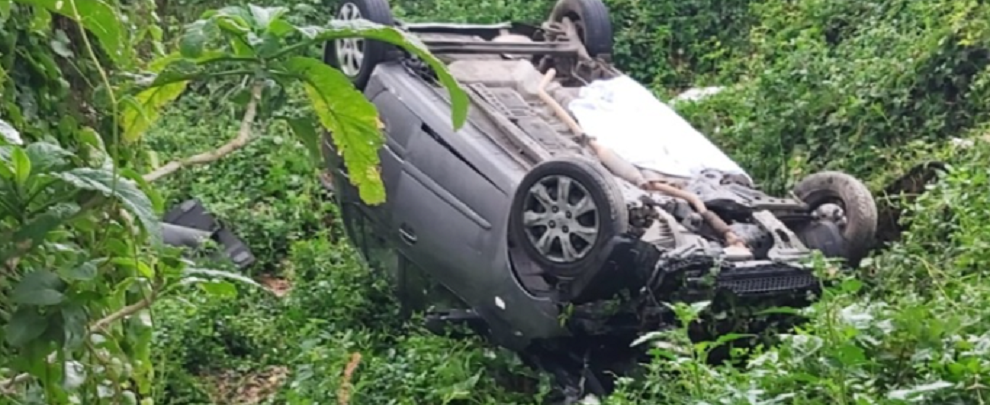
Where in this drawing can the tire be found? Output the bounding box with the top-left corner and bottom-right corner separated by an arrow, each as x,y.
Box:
323,0 -> 396,90
793,171 -> 878,265
509,157 -> 628,279
549,0 -> 614,59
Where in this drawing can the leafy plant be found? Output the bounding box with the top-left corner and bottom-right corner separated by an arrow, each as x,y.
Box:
130,5 -> 469,203
1,0 -> 468,403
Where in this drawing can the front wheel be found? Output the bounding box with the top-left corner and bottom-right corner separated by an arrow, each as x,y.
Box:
793,171 -> 878,266
509,157 -> 628,279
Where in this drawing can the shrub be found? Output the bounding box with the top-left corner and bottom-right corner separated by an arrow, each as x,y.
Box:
676,0 -> 990,191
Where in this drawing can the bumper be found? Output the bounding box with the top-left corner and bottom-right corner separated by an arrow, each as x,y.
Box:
564,236 -> 820,304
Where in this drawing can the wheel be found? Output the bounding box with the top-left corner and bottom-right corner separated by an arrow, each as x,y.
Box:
509,157 -> 628,279
793,171 -> 878,266
323,0 -> 396,90
549,0 -> 614,59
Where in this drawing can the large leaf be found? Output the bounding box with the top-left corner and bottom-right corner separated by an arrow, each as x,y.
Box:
26,141 -> 72,173
5,307 -> 48,347
284,117 -> 322,166
53,167 -> 162,244
11,270 -> 66,306
14,0 -> 126,64
120,81 -> 189,142
11,211 -> 66,253
283,56 -> 385,204
298,20 -> 469,130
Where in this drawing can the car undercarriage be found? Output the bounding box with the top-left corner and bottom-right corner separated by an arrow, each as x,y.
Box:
319,0 -> 881,403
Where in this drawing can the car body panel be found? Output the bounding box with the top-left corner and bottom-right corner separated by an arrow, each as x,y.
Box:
325,62 -> 565,348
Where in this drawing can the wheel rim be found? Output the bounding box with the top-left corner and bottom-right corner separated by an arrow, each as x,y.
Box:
334,3 -> 365,77
521,175 -> 600,263
813,201 -> 848,231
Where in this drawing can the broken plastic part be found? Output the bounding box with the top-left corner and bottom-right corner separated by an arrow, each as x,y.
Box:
722,245 -> 754,261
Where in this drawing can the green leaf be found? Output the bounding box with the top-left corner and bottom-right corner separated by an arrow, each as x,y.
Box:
247,4 -> 287,32
298,20 -> 469,130
60,258 -> 104,281
179,19 -> 212,59
285,117 -> 323,165
840,278 -> 864,293
14,0 -> 127,64
78,127 -> 105,151
11,146 -> 31,185
53,167 -> 162,244
12,270 -> 66,306
833,342 -> 867,366
198,280 -> 238,299
0,117 -> 23,145
12,211 -> 66,251
111,257 -> 155,278
60,304 -> 88,349
26,141 -> 72,173
283,56 -> 385,204
5,307 -> 48,347
50,29 -> 74,58
121,81 -> 189,142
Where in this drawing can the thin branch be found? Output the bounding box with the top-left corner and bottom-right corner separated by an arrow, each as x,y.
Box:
143,82 -> 264,182
90,289 -> 158,331
337,352 -> 361,405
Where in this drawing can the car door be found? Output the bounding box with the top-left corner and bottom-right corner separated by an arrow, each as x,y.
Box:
388,119 -> 510,305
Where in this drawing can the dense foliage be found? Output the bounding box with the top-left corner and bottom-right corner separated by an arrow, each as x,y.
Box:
5,0 -> 990,403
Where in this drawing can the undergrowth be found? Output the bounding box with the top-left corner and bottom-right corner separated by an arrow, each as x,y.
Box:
133,0 -> 990,403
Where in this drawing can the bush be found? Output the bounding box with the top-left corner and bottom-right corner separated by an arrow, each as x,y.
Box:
677,0 -> 990,191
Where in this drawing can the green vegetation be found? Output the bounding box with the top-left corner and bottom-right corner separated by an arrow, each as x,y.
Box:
4,0 -> 990,404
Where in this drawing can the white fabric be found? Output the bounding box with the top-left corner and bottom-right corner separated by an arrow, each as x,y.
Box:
566,75 -> 749,181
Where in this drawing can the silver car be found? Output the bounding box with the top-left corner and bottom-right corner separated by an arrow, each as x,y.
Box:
320,0 -> 878,401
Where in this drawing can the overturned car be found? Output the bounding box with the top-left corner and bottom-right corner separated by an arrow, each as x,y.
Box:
320,0 -> 879,400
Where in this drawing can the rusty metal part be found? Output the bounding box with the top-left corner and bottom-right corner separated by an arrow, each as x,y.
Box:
537,68 -> 586,140
645,181 -> 748,249
589,140 -> 647,187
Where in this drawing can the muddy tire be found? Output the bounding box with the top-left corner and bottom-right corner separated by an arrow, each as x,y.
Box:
323,0 -> 396,90
509,157 -> 628,279
549,0 -> 614,59
793,171 -> 878,265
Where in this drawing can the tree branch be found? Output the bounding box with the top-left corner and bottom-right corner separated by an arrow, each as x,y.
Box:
143,82 -> 264,182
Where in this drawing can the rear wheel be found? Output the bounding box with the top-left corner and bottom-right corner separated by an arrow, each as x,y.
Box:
549,0 -> 614,59
323,0 -> 396,90
793,171 -> 878,266
509,157 -> 628,279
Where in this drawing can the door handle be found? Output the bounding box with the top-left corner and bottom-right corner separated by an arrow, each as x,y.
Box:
399,224 -> 417,245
